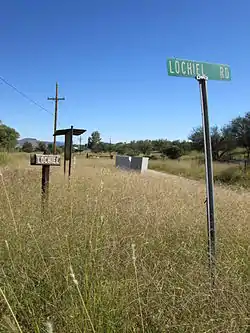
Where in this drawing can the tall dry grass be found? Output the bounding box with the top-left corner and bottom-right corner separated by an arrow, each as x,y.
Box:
149,159 -> 250,188
0,157 -> 249,332
0,152 -> 30,168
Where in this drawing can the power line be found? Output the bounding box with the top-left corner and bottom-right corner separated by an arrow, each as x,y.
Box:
0,75 -> 54,116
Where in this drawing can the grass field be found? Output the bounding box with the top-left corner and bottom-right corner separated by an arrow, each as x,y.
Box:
149,159 -> 250,189
0,152 -> 30,168
1,156 -> 250,332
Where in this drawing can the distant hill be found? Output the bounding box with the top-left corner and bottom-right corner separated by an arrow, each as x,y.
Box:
17,138 -> 64,148
17,138 -> 38,148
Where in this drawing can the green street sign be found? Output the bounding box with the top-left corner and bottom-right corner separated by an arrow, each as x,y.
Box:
167,58 -> 231,81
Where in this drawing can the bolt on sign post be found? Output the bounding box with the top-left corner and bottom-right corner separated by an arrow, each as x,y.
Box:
30,153 -> 61,217
54,127 -> 86,179
167,57 -> 231,286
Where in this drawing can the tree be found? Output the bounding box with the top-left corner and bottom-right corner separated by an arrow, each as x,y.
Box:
137,140 -> 152,155
162,145 -> 182,159
87,131 -> 102,152
47,143 -> 63,154
47,143 -> 53,153
115,143 -> 127,155
188,127 -> 204,152
37,141 -> 47,152
98,142 -> 110,153
22,142 -> 33,153
229,112 -> 250,158
0,121 -> 20,150
128,141 -> 140,155
172,140 -> 193,154
152,139 -> 169,153
188,126 -> 236,160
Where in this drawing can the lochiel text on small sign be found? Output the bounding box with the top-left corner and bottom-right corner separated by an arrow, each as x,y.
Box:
30,154 -> 61,166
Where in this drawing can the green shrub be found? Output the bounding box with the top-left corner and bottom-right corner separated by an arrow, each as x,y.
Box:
162,145 -> 182,159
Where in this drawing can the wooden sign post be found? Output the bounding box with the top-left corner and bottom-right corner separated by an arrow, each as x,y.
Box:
30,153 -> 61,216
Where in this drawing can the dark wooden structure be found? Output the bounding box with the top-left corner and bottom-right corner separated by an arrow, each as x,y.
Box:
54,126 -> 86,177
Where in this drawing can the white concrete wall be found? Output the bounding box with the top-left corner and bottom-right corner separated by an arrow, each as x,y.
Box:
115,155 -> 131,170
130,157 -> 149,173
116,155 -> 149,173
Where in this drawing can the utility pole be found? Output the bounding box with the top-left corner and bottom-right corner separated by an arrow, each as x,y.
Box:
48,82 -> 65,154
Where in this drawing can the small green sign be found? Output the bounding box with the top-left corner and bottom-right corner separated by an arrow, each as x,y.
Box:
167,58 -> 231,81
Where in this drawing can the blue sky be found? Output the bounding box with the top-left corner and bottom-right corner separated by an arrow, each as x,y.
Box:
1,0 -> 249,144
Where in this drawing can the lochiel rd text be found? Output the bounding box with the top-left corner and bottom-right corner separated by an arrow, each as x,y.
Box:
167,58 -> 231,81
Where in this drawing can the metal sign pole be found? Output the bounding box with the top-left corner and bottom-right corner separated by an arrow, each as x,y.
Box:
196,75 -> 216,286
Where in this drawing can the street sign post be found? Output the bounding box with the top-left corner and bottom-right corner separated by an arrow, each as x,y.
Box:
167,58 -> 231,286
167,58 -> 231,81
30,153 -> 61,218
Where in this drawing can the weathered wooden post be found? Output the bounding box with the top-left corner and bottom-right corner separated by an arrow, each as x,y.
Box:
30,153 -> 61,217
41,164 -> 50,213
68,125 -> 74,178
54,127 -> 86,179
